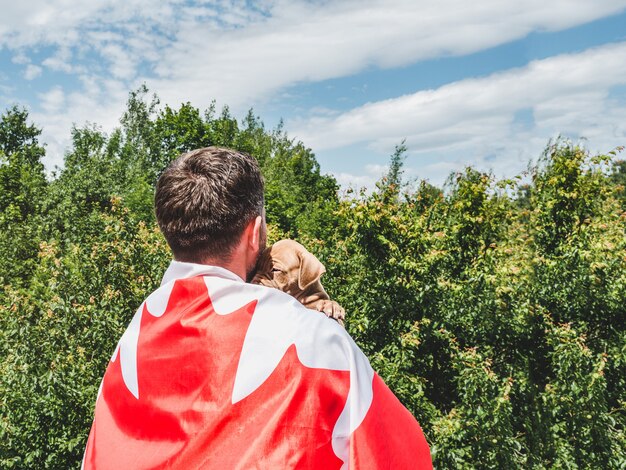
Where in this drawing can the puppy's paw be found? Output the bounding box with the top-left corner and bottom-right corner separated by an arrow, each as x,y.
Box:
316,300 -> 345,326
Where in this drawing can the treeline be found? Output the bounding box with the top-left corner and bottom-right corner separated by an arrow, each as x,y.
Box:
0,88 -> 625,468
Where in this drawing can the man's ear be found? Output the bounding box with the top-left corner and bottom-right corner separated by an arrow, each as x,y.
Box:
297,251 -> 326,290
247,215 -> 263,252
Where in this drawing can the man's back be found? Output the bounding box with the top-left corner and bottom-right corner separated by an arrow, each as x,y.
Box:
83,261 -> 431,469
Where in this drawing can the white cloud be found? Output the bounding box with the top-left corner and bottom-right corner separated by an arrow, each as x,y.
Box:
42,48 -> 76,73
24,64 -> 42,80
334,157 -> 467,191
2,1 -> 626,111
290,41 -> 626,186
333,160 -> 456,193
145,0 -> 626,109
11,52 -> 30,65
39,86 -> 65,113
334,172 -> 378,192
100,43 -> 137,80
3,0 -> 609,112
2,0 -> 626,178
32,81 -> 128,169
0,0 -> 180,48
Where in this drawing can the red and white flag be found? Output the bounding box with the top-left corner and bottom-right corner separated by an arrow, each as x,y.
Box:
83,261 -> 432,469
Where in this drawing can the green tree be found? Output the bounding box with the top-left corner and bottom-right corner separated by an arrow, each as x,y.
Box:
0,105 -> 47,224
2,98 -> 625,469
0,106 -> 47,287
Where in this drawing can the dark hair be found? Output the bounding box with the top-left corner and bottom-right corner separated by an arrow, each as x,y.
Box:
155,147 -> 264,262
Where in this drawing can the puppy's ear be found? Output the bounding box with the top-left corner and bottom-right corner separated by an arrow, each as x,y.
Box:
297,251 -> 326,290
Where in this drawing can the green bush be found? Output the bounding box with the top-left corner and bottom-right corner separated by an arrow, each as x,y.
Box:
0,96 -> 624,468
0,204 -> 170,468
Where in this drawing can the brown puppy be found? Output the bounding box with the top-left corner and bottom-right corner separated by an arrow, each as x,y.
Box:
252,239 -> 345,326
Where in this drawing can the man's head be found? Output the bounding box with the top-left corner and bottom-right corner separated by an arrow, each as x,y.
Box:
155,147 -> 265,279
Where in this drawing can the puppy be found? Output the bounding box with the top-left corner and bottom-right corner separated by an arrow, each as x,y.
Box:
252,239 -> 345,326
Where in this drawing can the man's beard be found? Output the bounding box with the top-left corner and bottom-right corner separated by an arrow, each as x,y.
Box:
245,236 -> 266,283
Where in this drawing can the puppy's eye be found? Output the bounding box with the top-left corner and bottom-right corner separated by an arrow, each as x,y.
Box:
271,267 -> 282,273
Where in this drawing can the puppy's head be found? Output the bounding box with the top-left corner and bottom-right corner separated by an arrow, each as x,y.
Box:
251,239 -> 326,298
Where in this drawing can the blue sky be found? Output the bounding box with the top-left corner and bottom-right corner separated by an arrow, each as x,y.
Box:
1,1 -> 626,189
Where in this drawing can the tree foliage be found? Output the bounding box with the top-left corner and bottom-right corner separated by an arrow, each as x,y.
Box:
0,92 -> 625,468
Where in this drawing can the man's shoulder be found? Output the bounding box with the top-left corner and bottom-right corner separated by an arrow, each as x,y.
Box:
159,275 -> 355,359
229,280 -> 370,405
248,282 -> 347,336
201,276 -> 339,328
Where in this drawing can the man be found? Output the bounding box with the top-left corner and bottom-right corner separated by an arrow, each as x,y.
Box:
83,147 -> 432,469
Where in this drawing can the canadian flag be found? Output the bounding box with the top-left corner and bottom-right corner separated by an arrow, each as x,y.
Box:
83,262 -> 432,469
